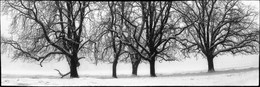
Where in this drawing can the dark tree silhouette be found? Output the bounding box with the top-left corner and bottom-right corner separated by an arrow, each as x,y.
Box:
92,2 -> 145,77
107,2 -> 125,78
91,2 -> 127,78
114,2 -> 144,76
117,1 -> 191,77
1,1 -> 93,78
174,0 -> 259,72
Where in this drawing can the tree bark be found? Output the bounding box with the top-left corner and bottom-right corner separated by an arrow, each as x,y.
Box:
149,58 -> 156,77
207,56 -> 215,72
131,54 -> 141,76
112,54 -> 119,78
70,55 -> 79,78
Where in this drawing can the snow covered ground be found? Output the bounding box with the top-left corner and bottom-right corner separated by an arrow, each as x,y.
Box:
1,67 -> 258,86
1,54 -> 259,86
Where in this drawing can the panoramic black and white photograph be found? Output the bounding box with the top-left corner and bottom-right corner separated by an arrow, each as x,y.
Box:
1,0 -> 259,86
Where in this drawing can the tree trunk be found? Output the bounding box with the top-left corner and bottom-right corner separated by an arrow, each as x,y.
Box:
207,56 -> 215,72
70,55 -> 79,78
131,54 -> 141,76
112,54 -> 119,78
149,59 -> 156,77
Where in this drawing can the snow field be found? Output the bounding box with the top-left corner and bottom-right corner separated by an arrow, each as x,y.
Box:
1,54 -> 259,86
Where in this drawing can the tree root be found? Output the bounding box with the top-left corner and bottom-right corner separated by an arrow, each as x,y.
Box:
54,69 -> 70,78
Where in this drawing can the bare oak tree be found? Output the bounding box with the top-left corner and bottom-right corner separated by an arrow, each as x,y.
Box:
1,1 -> 93,78
174,0 -> 259,72
114,2 -> 144,76
118,1 -> 190,77
90,2 -> 127,78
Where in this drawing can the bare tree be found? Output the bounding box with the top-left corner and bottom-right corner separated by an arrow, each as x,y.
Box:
115,2 -> 143,76
92,2 -> 143,78
117,1 -> 191,77
174,0 -> 259,72
1,1 -> 93,78
90,2 -> 127,78
107,1 -> 125,78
